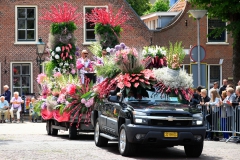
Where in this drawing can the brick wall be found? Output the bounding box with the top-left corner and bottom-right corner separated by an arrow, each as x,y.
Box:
0,0 -> 152,95
153,2 -> 233,84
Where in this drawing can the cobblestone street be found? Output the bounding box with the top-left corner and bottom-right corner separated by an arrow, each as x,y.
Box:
0,122 -> 239,160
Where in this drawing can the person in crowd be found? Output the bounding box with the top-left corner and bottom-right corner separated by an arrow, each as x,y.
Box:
196,86 -> 204,101
209,82 -> 219,97
0,96 -> 10,123
10,92 -> 24,123
76,50 -> 93,84
231,86 -> 240,138
219,91 -> 229,142
219,79 -> 228,97
205,89 -> 221,141
190,93 -> 200,107
1,85 -> 11,103
29,97 -> 38,123
227,84 -> 234,88
223,87 -> 236,138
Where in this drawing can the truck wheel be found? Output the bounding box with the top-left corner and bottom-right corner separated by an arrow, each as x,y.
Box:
50,120 -> 58,136
184,142 -> 203,157
94,119 -> 108,147
118,124 -> 136,156
46,120 -> 51,135
69,124 -> 77,140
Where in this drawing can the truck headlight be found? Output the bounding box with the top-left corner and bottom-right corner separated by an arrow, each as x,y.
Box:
134,118 -> 148,124
192,113 -> 203,126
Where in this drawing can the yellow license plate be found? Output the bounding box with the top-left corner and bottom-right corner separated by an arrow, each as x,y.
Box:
164,132 -> 178,138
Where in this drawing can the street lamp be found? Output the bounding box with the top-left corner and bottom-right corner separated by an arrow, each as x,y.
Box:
36,37 -> 46,73
189,10 -> 207,86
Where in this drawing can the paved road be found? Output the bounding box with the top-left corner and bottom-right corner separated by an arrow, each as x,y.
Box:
0,122 -> 239,160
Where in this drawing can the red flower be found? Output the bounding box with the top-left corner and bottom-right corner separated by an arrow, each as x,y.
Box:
145,81 -> 150,85
139,79 -> 144,82
134,82 -> 139,88
40,2 -> 83,24
66,84 -> 76,95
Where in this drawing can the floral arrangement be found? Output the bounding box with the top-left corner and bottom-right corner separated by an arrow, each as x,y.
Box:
85,5 -> 131,48
116,69 -> 155,98
153,67 -> 193,102
94,78 -> 118,99
142,46 -> 167,69
166,41 -> 185,70
40,2 -> 83,76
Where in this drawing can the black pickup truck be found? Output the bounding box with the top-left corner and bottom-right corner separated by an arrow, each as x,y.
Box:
91,92 -> 205,157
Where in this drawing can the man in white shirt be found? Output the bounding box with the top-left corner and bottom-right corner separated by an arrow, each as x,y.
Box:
10,92 -> 24,123
209,82 -> 219,97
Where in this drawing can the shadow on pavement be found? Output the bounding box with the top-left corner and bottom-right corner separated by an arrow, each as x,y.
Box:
52,133 -> 94,141
99,143 -> 222,160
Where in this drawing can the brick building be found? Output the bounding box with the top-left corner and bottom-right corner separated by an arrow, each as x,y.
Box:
142,0 -> 233,91
0,0 -> 152,96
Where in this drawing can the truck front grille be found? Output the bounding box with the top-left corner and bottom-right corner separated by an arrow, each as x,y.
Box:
150,119 -> 191,127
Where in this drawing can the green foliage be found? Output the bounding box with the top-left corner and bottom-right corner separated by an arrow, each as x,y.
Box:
88,42 -> 102,57
144,0 -> 170,15
51,22 -> 77,35
166,41 -> 185,69
44,61 -> 56,77
95,57 -> 121,79
33,100 -> 43,116
126,0 -> 151,16
95,23 -> 122,48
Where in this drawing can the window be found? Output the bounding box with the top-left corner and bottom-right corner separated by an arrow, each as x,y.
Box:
12,63 -> 32,96
208,18 -> 227,43
181,64 -> 190,74
83,6 -> 106,44
207,65 -> 222,96
15,6 -> 38,44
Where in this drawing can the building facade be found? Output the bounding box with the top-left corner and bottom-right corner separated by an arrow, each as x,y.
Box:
0,0 -> 152,96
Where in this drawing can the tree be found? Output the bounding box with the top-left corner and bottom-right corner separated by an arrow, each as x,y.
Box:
126,0 -> 151,16
189,0 -> 240,84
144,0 -> 170,15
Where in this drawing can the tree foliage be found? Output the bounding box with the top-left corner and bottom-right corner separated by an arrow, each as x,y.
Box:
189,0 -> 240,84
126,0 -> 151,16
144,0 -> 170,15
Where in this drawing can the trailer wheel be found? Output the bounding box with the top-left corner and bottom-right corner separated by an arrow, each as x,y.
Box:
46,120 -> 52,135
69,124 -> 77,140
50,120 -> 58,136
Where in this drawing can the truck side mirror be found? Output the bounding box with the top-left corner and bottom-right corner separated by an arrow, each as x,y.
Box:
108,96 -> 119,103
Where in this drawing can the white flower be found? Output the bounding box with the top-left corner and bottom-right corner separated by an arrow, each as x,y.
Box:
64,63 -> 69,66
59,63 -> 63,66
55,54 -> 60,59
55,46 -> 61,52
153,67 -> 193,89
62,69 -> 66,73
51,51 -> 55,56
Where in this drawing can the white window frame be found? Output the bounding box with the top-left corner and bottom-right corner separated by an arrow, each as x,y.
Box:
207,64 -> 222,94
14,5 -> 38,45
206,16 -> 229,45
10,62 -> 33,95
83,6 -> 107,45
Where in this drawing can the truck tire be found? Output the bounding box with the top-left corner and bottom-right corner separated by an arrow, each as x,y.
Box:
118,124 -> 136,156
46,120 -> 51,135
50,120 -> 58,136
184,142 -> 203,157
69,124 -> 77,140
94,119 -> 108,147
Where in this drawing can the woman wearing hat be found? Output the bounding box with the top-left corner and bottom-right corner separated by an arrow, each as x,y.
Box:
76,50 -> 93,83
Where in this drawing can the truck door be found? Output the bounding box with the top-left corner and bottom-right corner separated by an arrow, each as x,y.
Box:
106,103 -> 121,136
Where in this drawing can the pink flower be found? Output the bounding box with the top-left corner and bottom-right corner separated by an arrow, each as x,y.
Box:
134,82 -> 139,88
117,82 -> 124,89
85,102 -> 91,108
57,94 -> 66,103
66,84 -> 76,95
81,98 -> 86,104
71,69 -> 76,74
53,72 -> 62,78
37,73 -> 47,84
